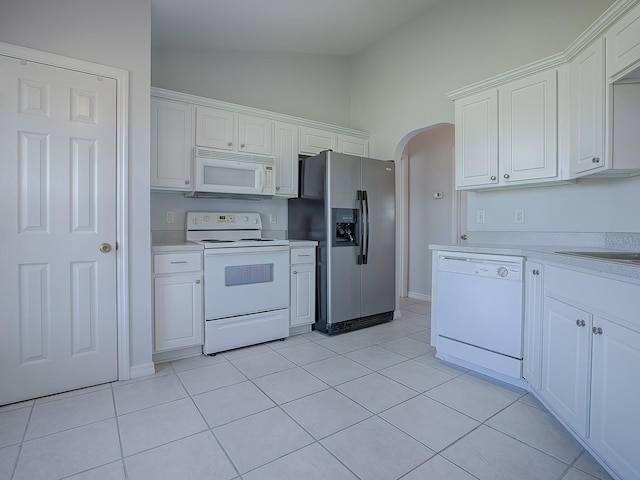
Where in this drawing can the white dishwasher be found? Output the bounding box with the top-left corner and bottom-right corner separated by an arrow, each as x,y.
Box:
433,251 -> 524,382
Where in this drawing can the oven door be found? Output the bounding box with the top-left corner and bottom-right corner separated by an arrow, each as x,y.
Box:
204,246 -> 289,319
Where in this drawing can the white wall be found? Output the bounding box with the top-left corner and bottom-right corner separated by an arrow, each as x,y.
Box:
0,0 -> 153,371
349,0 -> 640,234
152,47 -> 353,127
406,125 -> 455,299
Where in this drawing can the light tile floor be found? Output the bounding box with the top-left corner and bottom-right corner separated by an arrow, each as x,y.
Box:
0,299 -> 615,480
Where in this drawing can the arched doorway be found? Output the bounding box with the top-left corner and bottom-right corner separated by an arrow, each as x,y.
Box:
394,123 -> 466,304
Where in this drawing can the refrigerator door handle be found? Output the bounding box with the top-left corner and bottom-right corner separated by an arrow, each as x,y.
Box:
363,190 -> 370,264
357,190 -> 364,265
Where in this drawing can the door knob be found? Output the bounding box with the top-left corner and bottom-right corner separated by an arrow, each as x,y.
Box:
99,243 -> 112,253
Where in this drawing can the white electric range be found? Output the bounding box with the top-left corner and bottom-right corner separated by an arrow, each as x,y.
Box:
186,212 -> 290,355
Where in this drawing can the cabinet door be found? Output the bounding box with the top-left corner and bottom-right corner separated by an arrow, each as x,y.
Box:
590,317 -> 640,480
299,126 -> 336,155
606,3 -> 640,78
290,264 -> 315,327
151,98 -> 193,190
570,39 -> 606,176
499,69 -> 558,183
540,296 -> 591,437
154,274 -> 203,352
196,106 -> 234,150
274,122 -> 299,197
338,134 -> 369,157
238,114 -> 273,155
454,90 -> 498,188
523,263 -> 544,390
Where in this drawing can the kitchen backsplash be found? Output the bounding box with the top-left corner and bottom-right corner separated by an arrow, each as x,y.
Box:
466,231 -> 640,250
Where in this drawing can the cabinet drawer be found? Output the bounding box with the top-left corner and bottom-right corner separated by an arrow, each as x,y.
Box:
154,252 -> 202,274
290,248 -> 315,264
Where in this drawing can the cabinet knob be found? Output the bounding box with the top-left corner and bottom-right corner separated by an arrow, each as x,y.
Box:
292,270 -> 298,275
240,143 -> 245,148
532,269 -> 540,276
276,186 -> 280,191
503,174 -> 510,179
185,180 -> 190,185
592,157 -> 600,164
195,279 -> 201,284
576,319 -> 586,327
592,326 -> 603,335
490,176 -> 497,181
227,142 -> 232,147
460,234 -> 468,241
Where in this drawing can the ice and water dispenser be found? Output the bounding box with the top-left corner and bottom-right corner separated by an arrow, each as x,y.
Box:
332,208 -> 359,246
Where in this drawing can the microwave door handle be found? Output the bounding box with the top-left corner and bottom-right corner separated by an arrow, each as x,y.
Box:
257,167 -> 264,191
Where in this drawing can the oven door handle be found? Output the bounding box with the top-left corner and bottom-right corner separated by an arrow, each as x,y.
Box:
204,246 -> 290,256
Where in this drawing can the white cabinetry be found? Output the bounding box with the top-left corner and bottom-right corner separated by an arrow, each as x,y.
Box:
290,246 -> 316,328
523,262 -> 543,390
606,2 -> 640,79
453,69 -> 559,190
196,106 -> 273,156
151,98 -> 194,190
274,122 -> 299,197
498,69 -> 559,184
570,39 -> 606,176
540,265 -> 640,480
338,133 -> 369,156
299,126 -> 336,155
153,251 -> 203,352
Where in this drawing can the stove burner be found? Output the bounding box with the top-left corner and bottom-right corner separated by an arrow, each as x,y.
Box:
201,239 -> 234,243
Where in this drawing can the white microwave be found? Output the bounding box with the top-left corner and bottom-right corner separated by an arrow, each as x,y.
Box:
189,148 -> 276,199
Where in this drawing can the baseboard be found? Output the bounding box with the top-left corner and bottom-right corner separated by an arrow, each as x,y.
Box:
129,362 -> 155,380
408,292 -> 431,302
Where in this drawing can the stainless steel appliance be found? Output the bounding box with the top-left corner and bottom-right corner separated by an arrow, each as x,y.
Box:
288,150 -> 395,335
433,251 -> 524,384
186,212 -> 289,354
187,148 -> 276,199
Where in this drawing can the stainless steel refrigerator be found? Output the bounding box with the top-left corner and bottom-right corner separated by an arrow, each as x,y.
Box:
288,150 -> 395,335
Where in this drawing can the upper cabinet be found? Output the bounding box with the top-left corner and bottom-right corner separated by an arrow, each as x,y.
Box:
151,88 -> 370,197
151,98 -> 194,191
570,39 -> 605,176
450,0 -> 640,190
196,106 -> 273,156
606,2 -> 640,79
453,70 -> 560,190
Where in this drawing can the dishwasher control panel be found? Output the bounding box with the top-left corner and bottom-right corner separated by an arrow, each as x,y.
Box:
438,252 -> 523,281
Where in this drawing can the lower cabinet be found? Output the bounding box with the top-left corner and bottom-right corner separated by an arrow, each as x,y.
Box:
539,265 -> 640,480
153,251 -> 203,352
290,246 -> 316,327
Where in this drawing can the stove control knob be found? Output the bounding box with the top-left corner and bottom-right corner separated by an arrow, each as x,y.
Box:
192,217 -> 199,225
497,267 -> 508,278
252,218 -> 258,224
242,216 -> 249,222
203,215 -> 210,222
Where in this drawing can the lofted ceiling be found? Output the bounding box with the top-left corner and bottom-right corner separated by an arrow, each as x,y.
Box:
151,0 -> 441,56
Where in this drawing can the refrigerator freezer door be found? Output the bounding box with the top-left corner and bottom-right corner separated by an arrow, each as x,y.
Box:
327,152 -> 362,324
361,159 -> 395,317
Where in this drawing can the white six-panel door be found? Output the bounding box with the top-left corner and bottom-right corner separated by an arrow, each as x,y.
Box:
0,55 -> 118,405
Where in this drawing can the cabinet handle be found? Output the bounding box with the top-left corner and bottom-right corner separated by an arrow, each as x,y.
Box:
185,180 -> 190,185
170,261 -> 188,264
576,319 -> 586,327
490,176 -> 496,181
195,279 -> 201,284
297,254 -> 310,257
592,326 -> 603,335
592,157 -> 600,164
504,174 -> 510,179
227,142 -> 232,147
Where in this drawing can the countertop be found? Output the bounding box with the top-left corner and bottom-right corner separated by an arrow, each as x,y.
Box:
288,240 -> 318,247
151,242 -> 204,253
429,243 -> 640,281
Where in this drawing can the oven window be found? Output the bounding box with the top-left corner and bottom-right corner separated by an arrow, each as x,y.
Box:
225,264 -> 274,286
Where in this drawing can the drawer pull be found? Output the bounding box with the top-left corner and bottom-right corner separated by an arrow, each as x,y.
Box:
170,261 -> 188,264
297,254 -> 310,257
